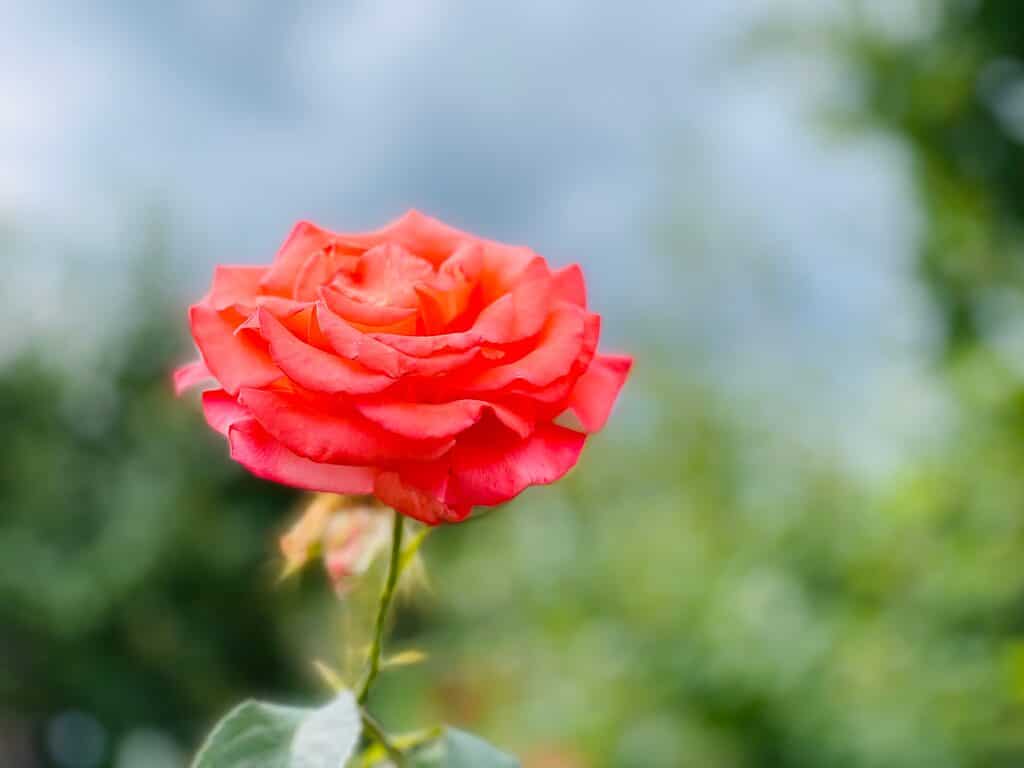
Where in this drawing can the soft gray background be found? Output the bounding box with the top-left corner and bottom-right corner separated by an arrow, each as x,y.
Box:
0,0 -> 937,473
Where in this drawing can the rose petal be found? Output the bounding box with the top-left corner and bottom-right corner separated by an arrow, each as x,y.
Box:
470,270 -> 552,343
551,264 -> 587,308
374,467 -> 468,525
445,423 -> 586,508
258,308 -> 395,395
316,304 -> 482,378
321,283 -> 419,330
417,242 -> 484,333
356,398 -> 533,440
369,273 -> 553,357
360,209 -> 468,266
313,304 -> 406,377
292,247 -> 360,302
228,418 -> 377,494
357,243 -> 434,306
260,220 -> 339,296
569,354 -> 633,432
205,265 -> 268,311
458,304 -> 590,392
173,359 -> 213,394
480,246 -> 547,304
201,389 -> 251,435
189,304 -> 282,395
237,386 -> 454,466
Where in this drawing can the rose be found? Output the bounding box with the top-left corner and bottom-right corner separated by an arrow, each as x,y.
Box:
175,210 -> 631,524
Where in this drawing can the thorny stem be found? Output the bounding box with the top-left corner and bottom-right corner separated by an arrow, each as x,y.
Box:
358,509 -> 405,762
360,709 -> 406,766
360,509 -> 404,704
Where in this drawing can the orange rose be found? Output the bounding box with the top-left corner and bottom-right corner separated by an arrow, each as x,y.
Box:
176,211 -> 631,523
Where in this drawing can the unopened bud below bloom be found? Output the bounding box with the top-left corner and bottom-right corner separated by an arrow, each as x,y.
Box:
322,503 -> 394,594
279,494 -> 424,596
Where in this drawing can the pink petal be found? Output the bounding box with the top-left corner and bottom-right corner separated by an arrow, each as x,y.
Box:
313,304 -> 406,377
358,242 -> 434,305
356,398 -> 533,441
228,418 -> 377,494
206,265 -> 268,310
458,305 -> 590,392
360,209 -> 469,266
479,246 -> 547,304
471,271 -> 553,343
368,273 -> 553,357
260,220 -> 338,296
189,304 -> 281,395
321,283 -> 418,329
374,466 -> 469,525
417,242 -> 484,333
446,422 -> 586,508
173,359 -> 213,395
258,308 -> 395,395
292,247 -> 361,302
551,264 -> 587,308
569,354 -> 633,432
316,304 -> 481,378
237,386 -> 454,466
201,389 -> 251,435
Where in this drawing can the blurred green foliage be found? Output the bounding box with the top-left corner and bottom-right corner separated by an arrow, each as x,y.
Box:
7,2 -> 1024,766
0,262 -> 319,767
843,0 -> 1024,357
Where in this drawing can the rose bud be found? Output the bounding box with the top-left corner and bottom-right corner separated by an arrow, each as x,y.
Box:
321,503 -> 394,594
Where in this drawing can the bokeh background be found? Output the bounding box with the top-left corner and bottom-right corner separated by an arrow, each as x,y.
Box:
4,1 -> 1024,766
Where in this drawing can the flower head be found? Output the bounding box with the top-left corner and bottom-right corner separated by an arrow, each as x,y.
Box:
176,211 -> 631,523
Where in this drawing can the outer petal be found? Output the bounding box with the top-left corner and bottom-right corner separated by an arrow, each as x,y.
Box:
173,359 -> 213,394
237,387 -> 454,466
201,389 -> 251,435
446,422 -> 586,508
258,308 -> 395,395
458,304 -> 590,392
355,398 -> 533,440
569,354 -> 633,432
189,304 -> 281,395
205,265 -> 268,311
374,464 -> 469,525
551,264 -> 587,308
228,418 -> 377,494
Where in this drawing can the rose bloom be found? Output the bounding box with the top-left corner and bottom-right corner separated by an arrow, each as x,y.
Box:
175,211 -> 631,524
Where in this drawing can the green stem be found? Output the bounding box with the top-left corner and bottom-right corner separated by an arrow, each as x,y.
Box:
360,709 -> 406,766
358,510 -> 404,705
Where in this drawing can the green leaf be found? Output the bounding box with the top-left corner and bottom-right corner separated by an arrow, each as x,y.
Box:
412,728 -> 519,768
291,693 -> 361,768
192,692 -> 360,768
